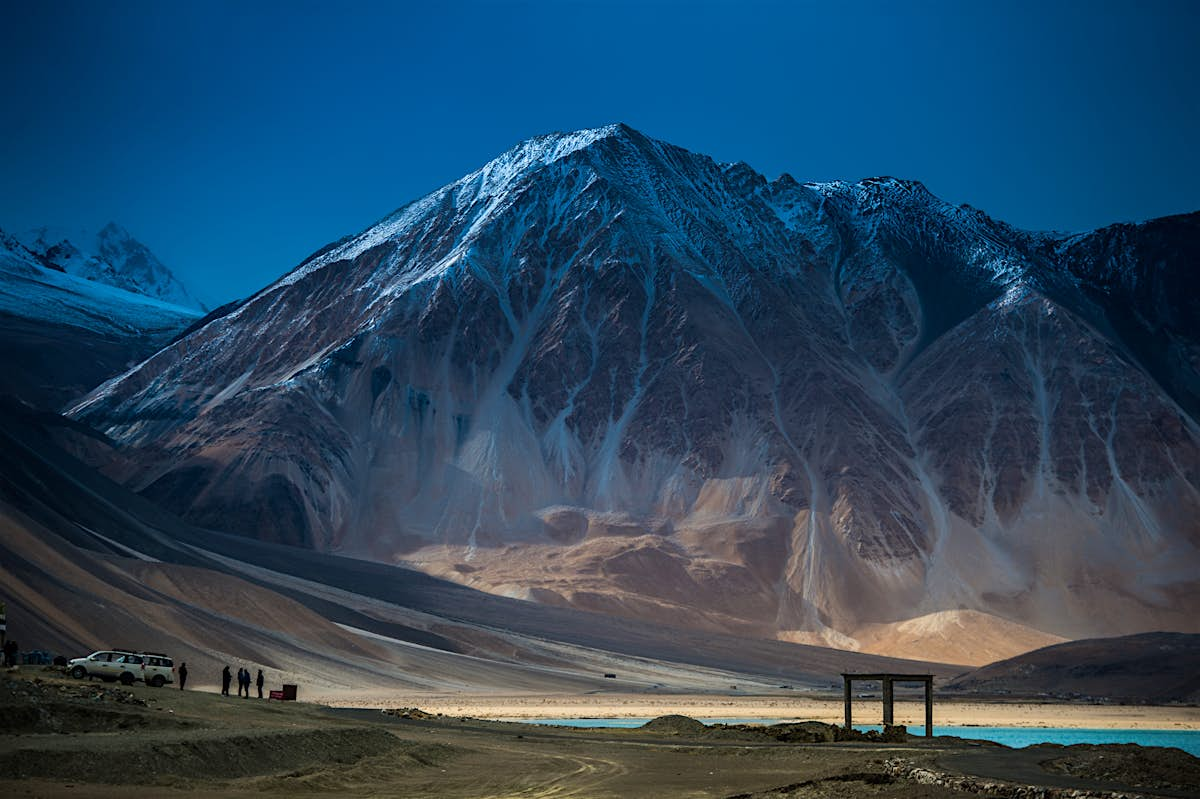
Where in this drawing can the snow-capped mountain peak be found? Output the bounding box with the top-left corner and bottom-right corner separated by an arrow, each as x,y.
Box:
17,224 -> 206,312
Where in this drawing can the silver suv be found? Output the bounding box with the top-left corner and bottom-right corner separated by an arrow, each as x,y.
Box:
67,650 -> 175,687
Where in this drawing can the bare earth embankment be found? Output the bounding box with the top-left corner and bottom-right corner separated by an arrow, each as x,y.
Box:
3,671 -> 1198,799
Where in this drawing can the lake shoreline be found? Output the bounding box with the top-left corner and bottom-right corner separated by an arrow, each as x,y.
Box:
309,691 -> 1200,730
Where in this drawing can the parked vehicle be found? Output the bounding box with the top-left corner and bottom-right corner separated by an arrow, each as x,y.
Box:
66,650 -> 174,687
139,652 -> 174,687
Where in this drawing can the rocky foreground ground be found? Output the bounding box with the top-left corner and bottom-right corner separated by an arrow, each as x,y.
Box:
0,671 -> 1197,798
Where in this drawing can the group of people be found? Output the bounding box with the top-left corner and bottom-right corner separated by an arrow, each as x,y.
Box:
220,664 -> 265,697
177,662 -> 268,697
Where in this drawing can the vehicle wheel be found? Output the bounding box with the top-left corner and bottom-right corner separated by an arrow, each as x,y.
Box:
120,672 -> 135,686
70,665 -> 87,680
150,675 -> 165,688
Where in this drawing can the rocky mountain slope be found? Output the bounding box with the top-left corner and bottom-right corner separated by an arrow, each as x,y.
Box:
20,223 -> 206,312
0,399 -> 954,692
68,125 -> 1200,663
0,229 -> 201,409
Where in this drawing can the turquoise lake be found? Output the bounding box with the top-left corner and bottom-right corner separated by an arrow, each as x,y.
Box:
503,718 -> 1200,757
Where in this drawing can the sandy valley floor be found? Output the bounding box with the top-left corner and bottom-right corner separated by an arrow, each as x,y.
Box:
307,690 -> 1200,731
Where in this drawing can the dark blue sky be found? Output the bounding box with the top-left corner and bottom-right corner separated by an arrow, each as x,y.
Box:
2,1 -> 1197,307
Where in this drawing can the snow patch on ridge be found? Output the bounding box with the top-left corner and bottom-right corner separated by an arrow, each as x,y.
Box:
276,125 -> 632,292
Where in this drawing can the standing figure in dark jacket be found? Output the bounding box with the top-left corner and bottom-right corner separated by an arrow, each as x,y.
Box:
178,662 -> 188,690
221,665 -> 232,696
256,669 -> 264,699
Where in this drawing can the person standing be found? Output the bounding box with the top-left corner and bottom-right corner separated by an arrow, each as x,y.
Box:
256,668 -> 264,699
178,662 -> 188,690
240,667 -> 249,698
221,665 -> 232,696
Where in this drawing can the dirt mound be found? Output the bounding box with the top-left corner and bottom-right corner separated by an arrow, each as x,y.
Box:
641,717 -> 871,744
834,724 -> 909,743
1,676 -> 146,707
764,721 -> 838,743
704,721 -> 839,743
726,772 -> 898,799
381,707 -> 436,719
0,727 -> 405,785
1,702 -> 189,735
1037,743 -> 1200,792
0,677 -> 186,735
640,714 -> 708,735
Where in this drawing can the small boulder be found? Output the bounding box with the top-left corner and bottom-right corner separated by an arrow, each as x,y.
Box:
767,721 -> 837,743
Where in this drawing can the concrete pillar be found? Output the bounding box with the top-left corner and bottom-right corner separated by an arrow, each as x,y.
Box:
882,678 -> 894,726
843,677 -> 852,729
924,678 -> 933,737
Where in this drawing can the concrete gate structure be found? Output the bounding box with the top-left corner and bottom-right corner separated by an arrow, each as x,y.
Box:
842,673 -> 934,737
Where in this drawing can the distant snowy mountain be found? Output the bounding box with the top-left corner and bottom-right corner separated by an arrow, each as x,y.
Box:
0,228 -> 202,336
68,125 -> 1200,664
0,228 -> 46,277
0,227 -> 201,408
20,223 -> 206,312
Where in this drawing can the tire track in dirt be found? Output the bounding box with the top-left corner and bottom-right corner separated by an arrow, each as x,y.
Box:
473,746 -> 629,798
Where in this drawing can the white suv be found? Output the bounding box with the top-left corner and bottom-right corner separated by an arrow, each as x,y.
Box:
139,652 -> 175,688
67,650 -> 175,687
